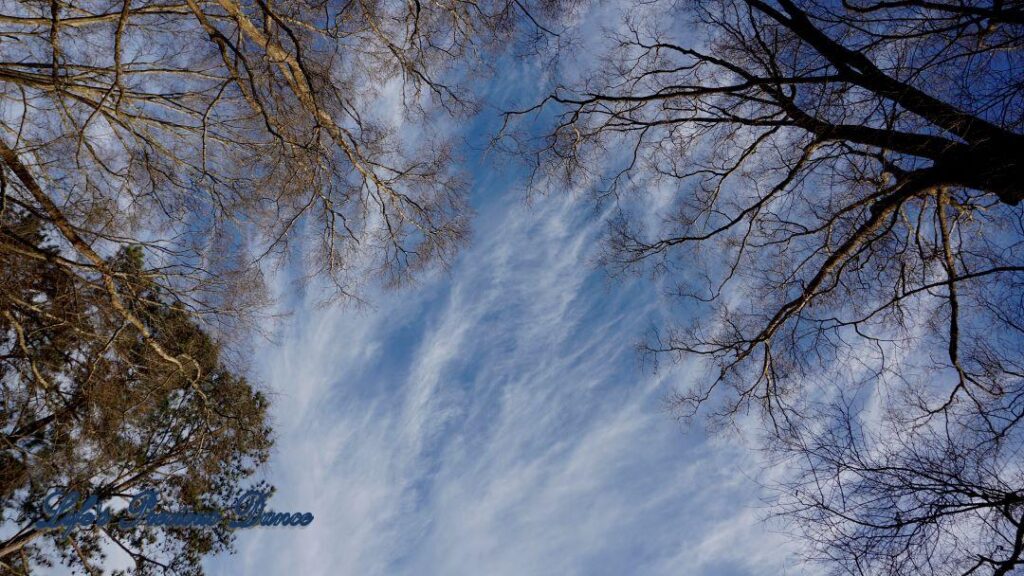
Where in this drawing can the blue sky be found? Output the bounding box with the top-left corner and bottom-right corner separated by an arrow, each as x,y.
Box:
204,12 -> 811,575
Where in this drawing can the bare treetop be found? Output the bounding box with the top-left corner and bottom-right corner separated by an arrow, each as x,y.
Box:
0,0 -> 542,324
508,1 -> 1024,574
0,1 -> 553,572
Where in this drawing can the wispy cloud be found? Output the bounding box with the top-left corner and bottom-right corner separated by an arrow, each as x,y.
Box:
208,186 -> 806,575
200,3 -> 818,571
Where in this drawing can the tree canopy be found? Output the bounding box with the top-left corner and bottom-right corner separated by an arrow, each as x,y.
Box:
4,0 -> 1024,573
2,210 -> 272,574
0,0 -> 550,571
511,1 -> 1024,574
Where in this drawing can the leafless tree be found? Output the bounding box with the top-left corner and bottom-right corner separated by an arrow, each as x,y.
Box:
507,0 -> 1024,574
0,0 -> 558,572
773,390 -> 1024,576
0,0 -> 509,317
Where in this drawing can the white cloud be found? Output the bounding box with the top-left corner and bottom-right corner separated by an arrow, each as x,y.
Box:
209,187 -> 807,576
